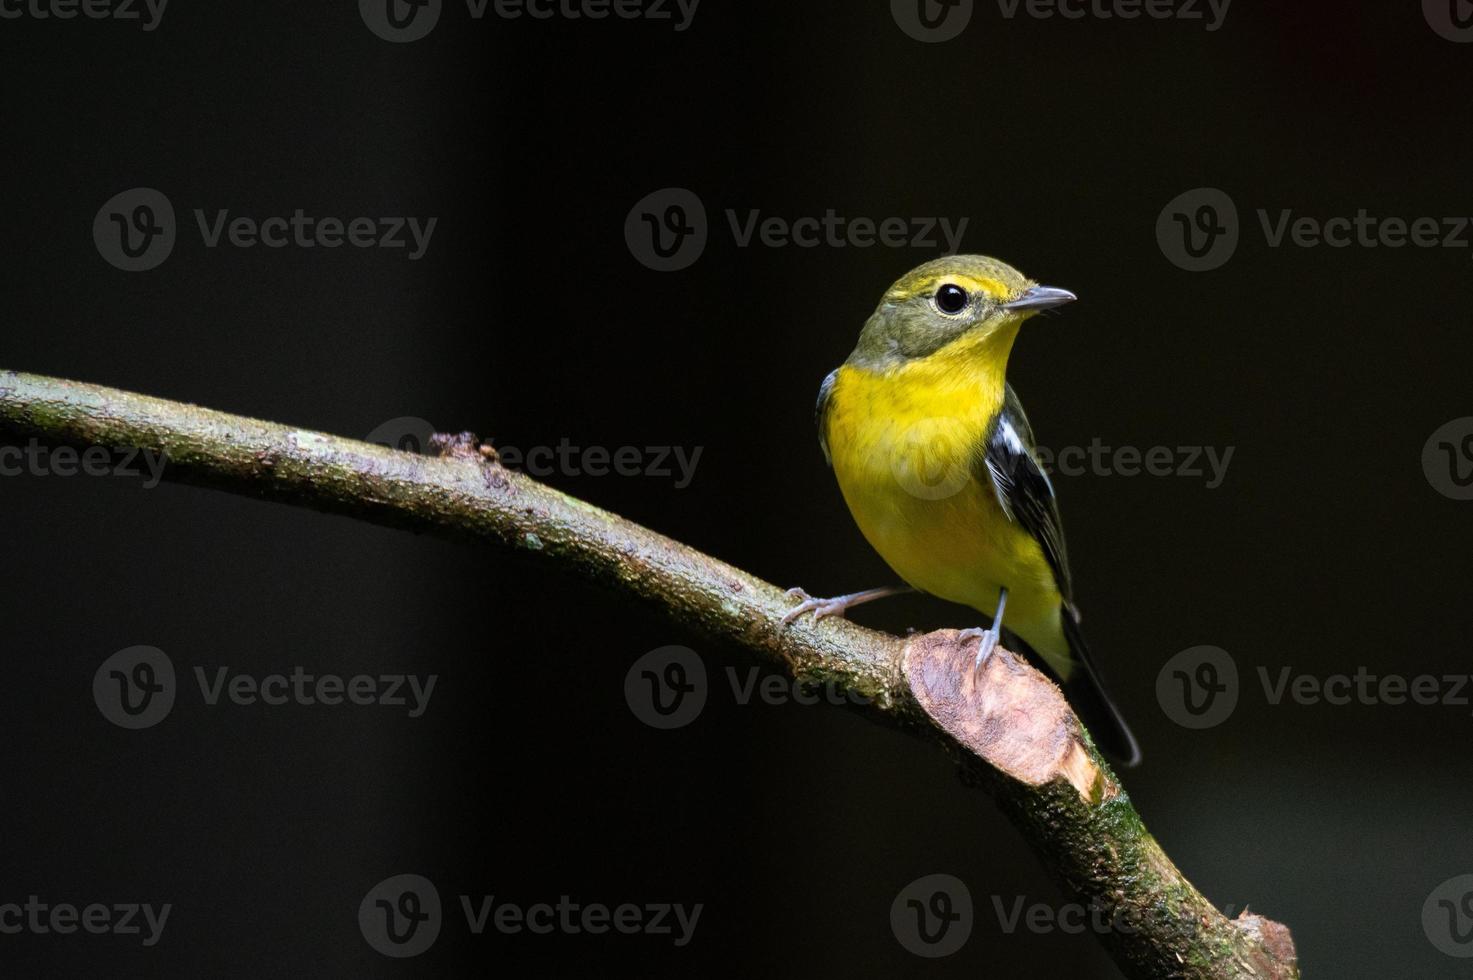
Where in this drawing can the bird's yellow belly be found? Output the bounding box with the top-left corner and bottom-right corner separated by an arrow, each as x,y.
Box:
825,364 -> 1062,642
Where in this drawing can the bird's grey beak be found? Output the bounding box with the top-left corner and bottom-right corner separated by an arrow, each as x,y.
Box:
1004,285 -> 1077,312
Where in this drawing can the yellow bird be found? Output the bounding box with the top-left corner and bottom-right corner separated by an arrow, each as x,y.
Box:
786,255 -> 1141,766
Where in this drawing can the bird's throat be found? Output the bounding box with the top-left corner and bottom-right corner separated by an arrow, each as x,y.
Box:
884,319 -> 1021,417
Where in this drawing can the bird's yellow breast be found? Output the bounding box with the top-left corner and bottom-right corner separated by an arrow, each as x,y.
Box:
824,332 -> 1063,644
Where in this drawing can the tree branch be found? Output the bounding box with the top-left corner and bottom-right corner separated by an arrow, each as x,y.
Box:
0,369 -> 1298,979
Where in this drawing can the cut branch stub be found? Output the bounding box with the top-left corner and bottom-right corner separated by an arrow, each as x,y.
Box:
903,630 -> 1114,802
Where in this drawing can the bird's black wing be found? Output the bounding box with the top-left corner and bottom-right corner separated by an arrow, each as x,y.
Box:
815,368 -> 838,465
976,387 -> 1141,765
977,384 -> 1074,609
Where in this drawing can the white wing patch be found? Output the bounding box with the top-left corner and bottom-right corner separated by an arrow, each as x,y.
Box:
997,417 -> 1025,455
985,455 -> 1016,521
986,417 -> 1037,522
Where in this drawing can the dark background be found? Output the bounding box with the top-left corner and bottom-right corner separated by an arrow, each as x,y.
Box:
3,1 -> 1472,976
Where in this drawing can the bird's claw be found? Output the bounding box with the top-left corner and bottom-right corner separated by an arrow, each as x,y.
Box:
961,626 -> 1000,673
780,587 -> 850,628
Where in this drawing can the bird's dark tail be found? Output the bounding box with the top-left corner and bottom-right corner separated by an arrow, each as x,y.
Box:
1054,614 -> 1142,768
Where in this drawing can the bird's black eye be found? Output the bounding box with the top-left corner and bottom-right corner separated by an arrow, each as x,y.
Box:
935,283 -> 969,315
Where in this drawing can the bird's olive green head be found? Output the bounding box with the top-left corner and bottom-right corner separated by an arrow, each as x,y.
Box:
847,255 -> 1076,369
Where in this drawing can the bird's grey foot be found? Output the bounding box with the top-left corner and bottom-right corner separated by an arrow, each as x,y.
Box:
780,588 -> 855,627
779,585 -> 914,629
961,626 -> 1000,669
964,586 -> 1010,673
